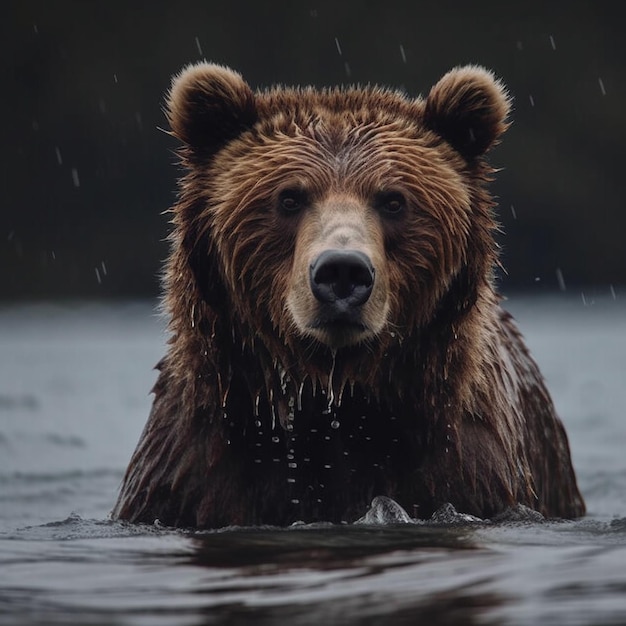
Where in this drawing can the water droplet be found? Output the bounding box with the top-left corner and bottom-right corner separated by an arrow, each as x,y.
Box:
286,422 -> 294,431
195,36 -> 203,56
399,44 -> 406,63
71,168 -> 80,187
291,499 -> 300,504
324,464 -> 332,469
254,419 -> 261,428
254,459 -> 262,463
324,435 -> 331,441
598,77 -> 606,96
288,462 -> 297,469
287,478 -> 296,484
330,419 -> 340,429
271,436 -> 280,443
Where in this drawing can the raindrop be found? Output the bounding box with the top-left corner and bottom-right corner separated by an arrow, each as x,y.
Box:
272,436 -> 280,443
33,24 -> 39,34
254,459 -> 262,464
54,146 -> 63,165
71,168 -> 80,188
254,419 -> 261,428
344,62 -> 352,78
324,435 -> 331,441
399,44 -> 406,64
288,462 -> 297,469
113,73 -> 118,84
330,419 -> 340,429
100,261 -> 107,276
516,40 -> 523,52
287,478 -> 296,484
334,37 -> 342,55
510,204 -> 517,219
610,285 -> 616,300
529,94 -> 535,107
324,464 -> 332,469
556,268 -> 566,292
549,35 -> 556,50
581,292 -> 587,306
195,36 -> 203,56
598,77 -> 606,96
291,499 -> 300,504
95,268 -> 102,284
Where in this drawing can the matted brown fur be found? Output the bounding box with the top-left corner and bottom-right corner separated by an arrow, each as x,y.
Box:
112,63 -> 585,528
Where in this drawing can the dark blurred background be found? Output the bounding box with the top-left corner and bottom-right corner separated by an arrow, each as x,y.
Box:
2,1 -> 624,301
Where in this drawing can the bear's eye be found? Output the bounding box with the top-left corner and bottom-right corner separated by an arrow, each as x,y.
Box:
278,189 -> 307,214
375,191 -> 407,217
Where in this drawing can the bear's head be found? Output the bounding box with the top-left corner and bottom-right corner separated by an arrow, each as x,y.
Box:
165,62 -> 510,400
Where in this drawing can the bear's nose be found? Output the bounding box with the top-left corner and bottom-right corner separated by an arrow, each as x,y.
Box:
310,250 -> 374,306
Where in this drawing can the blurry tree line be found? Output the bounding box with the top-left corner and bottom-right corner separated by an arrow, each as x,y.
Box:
1,1 -> 624,300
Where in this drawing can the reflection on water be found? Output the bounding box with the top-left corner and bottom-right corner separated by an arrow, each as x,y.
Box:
0,296 -> 625,625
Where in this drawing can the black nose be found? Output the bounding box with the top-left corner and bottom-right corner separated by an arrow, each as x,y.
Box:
310,250 -> 374,306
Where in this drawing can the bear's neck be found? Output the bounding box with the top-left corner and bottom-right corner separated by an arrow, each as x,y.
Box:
181,299 -> 493,433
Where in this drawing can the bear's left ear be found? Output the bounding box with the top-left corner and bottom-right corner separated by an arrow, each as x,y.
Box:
424,65 -> 511,159
166,62 -> 258,153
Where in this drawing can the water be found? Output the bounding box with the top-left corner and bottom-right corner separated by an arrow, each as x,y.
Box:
1,296 -> 625,625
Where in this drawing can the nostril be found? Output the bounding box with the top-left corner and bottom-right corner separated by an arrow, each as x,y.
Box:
310,250 -> 374,305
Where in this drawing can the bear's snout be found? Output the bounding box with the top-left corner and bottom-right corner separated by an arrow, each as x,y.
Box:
310,249 -> 374,309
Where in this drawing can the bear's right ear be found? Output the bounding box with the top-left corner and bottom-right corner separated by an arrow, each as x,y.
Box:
166,62 -> 258,153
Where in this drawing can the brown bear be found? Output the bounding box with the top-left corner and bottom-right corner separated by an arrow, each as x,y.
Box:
112,62 -> 585,528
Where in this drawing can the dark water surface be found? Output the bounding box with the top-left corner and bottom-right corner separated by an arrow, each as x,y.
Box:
1,296 -> 625,625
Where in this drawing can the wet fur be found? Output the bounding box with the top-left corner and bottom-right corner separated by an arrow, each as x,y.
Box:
112,64 -> 585,527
